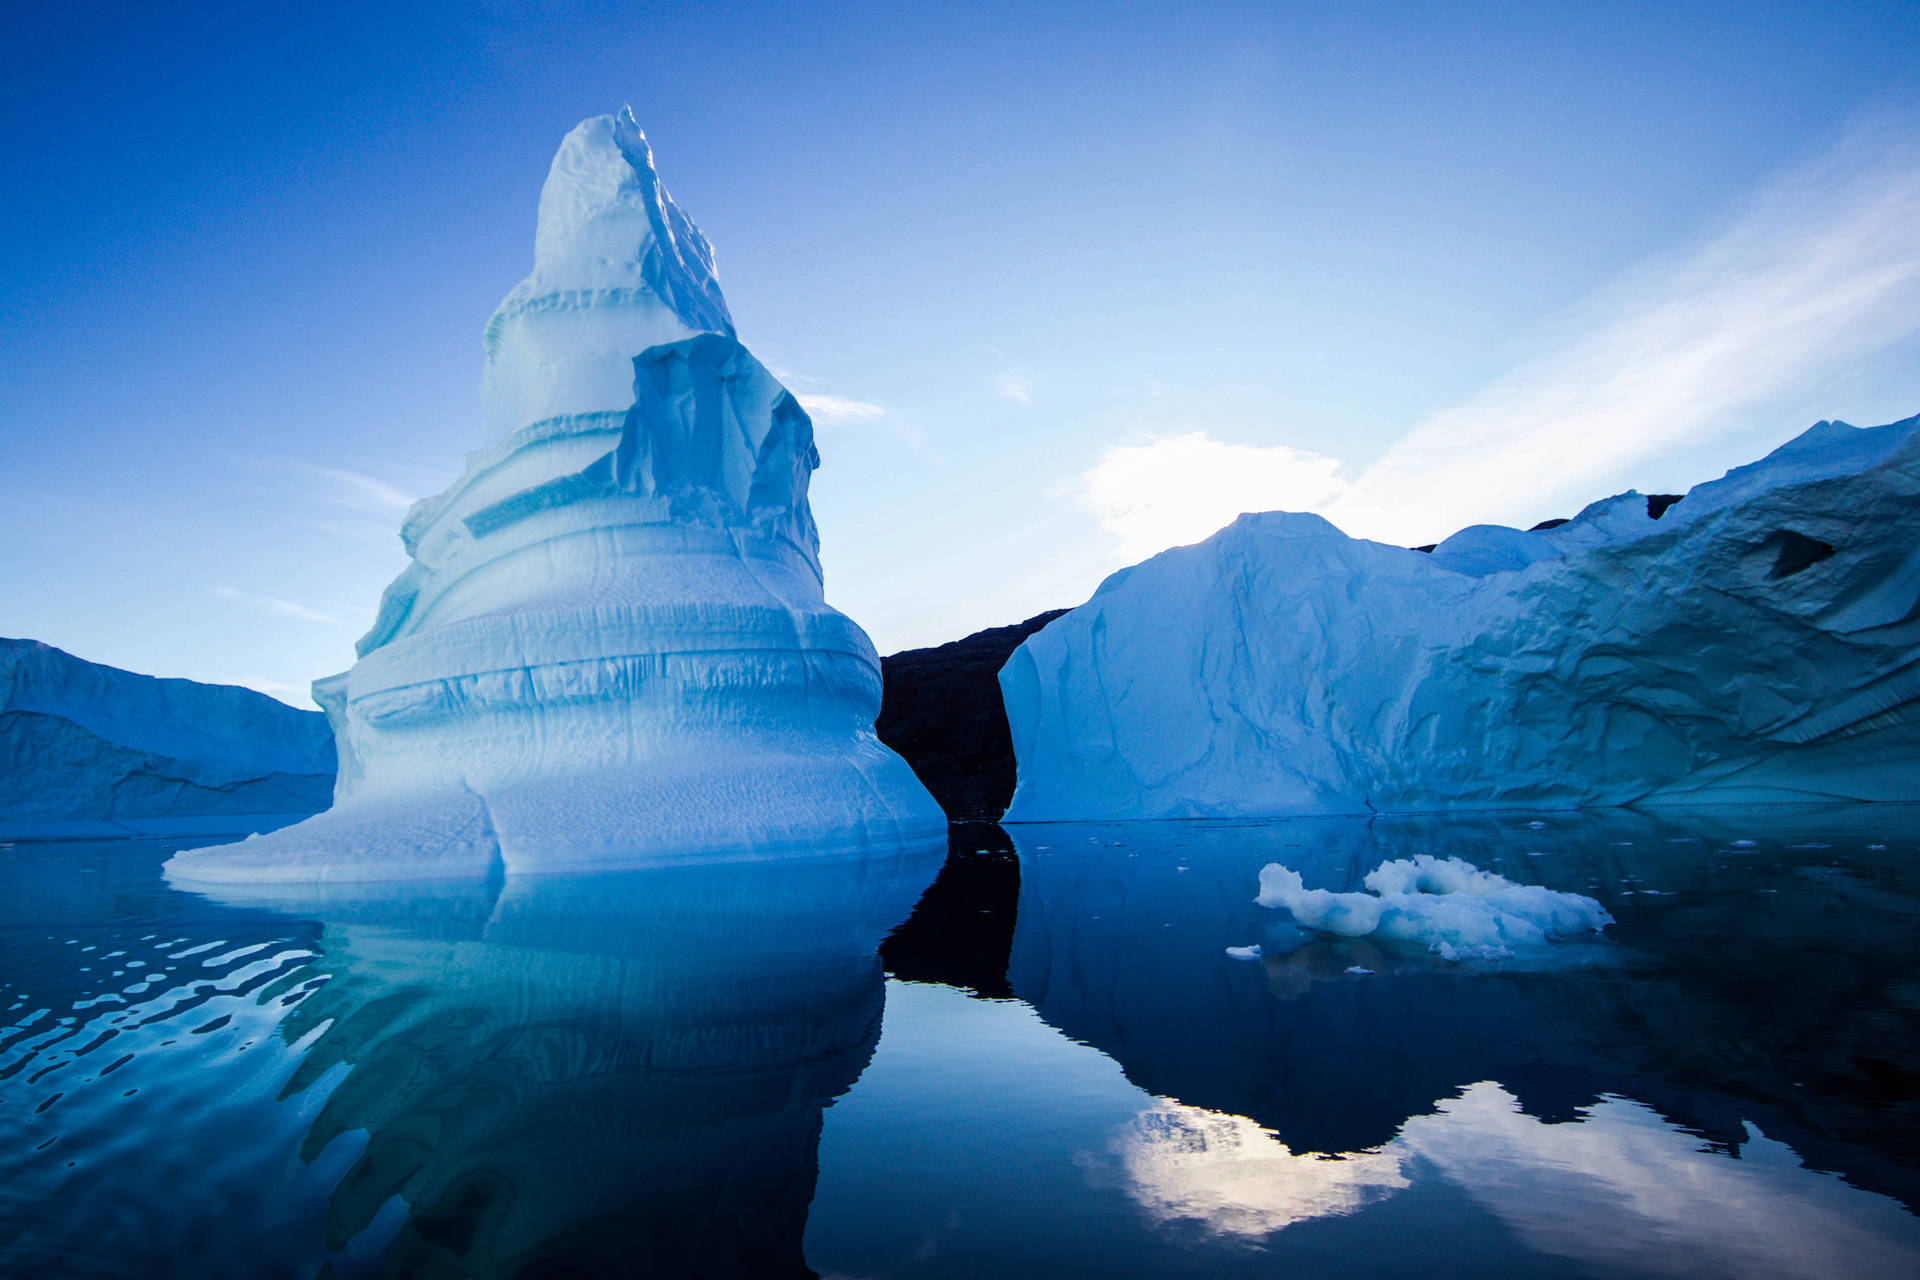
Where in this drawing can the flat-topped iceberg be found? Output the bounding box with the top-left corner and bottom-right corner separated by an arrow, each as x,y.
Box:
1003,413 -> 1920,820
1,638 -> 334,839
170,111 -> 942,884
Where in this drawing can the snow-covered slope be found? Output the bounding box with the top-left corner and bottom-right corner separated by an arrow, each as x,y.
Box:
1002,414 -> 1920,821
0,638 -> 334,838
170,110 -> 942,884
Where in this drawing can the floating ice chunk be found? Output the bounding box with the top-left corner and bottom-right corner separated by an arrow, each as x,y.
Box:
1255,856 -> 1612,961
1225,945 -> 1263,960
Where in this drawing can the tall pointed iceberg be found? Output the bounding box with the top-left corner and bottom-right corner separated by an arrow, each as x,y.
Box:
170,111 -> 944,883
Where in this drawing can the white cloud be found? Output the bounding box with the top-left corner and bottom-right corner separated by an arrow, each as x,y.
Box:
1116,1099 -> 1405,1237
796,393 -> 888,424
997,371 -> 1033,405
1077,114 -> 1920,560
210,585 -> 341,626
1077,431 -> 1348,563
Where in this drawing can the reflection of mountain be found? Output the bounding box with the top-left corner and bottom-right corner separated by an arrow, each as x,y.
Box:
880,824 -> 1020,998
999,808 -> 1920,1211
213,848 -> 941,1279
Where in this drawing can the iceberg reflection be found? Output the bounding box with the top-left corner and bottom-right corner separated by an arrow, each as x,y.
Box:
1398,1083 -> 1920,1280
192,840 -> 942,1278
1001,810 -> 1920,1256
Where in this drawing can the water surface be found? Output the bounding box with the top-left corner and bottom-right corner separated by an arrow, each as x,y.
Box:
2,807 -> 1916,1277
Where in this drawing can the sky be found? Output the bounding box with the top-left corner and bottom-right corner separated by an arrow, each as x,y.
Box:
3,0 -> 1918,704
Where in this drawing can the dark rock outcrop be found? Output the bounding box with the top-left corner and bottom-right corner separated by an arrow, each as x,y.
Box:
877,610 -> 1068,822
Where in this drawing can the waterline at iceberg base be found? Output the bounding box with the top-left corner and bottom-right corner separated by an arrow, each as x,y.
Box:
1002,413 -> 1920,822
168,111 -> 942,885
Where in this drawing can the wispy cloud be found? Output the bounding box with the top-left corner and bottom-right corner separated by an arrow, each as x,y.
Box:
795,390 -> 936,455
997,371 -> 1034,405
1078,114 -> 1920,558
796,393 -> 889,425
1326,114 -> 1920,544
210,585 -> 342,626
304,464 -> 420,515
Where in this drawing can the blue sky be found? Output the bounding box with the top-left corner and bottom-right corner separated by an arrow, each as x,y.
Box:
3,0 -> 1917,702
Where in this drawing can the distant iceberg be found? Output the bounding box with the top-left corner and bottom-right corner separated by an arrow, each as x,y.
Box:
1002,414 -> 1920,821
170,111 -> 942,884
0,638 -> 334,839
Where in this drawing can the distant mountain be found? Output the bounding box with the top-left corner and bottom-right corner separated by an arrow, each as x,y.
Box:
878,610 -> 1070,822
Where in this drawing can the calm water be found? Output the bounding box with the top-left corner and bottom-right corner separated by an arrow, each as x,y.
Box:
3,806 -> 1918,1278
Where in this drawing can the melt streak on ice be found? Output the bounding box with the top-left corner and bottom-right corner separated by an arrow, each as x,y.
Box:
169,111 -> 944,883
1002,414 -> 1920,821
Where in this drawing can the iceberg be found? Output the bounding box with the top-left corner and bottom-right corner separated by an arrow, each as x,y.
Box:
1254,856 -> 1613,960
0,638 -> 334,839
169,110 -> 943,884
1002,414 -> 1920,820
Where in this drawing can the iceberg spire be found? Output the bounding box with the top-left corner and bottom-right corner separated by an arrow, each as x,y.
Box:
168,114 -> 944,885
482,109 -> 736,448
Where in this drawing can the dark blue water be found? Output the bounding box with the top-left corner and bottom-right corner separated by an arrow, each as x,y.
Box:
3,806 -> 1918,1278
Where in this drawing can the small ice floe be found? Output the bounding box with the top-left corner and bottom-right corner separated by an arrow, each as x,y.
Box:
1787,843 -> 1830,850
1526,820 -> 1549,830
1868,844 -> 1888,851
1225,945 -> 1263,961
1345,966 -> 1375,975
1255,855 -> 1612,961
1732,839 -> 1758,848
1526,850 -> 1545,857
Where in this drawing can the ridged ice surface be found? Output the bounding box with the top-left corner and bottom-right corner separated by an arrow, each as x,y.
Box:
170,111 -> 941,883
1003,413 -> 1920,820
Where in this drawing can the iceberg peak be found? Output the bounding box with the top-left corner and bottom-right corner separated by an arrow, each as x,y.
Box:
526,108 -> 733,337
482,110 -> 736,447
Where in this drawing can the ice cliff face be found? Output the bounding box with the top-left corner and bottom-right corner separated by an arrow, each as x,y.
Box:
1002,414 -> 1920,820
0,639 -> 335,838
170,110 -> 942,883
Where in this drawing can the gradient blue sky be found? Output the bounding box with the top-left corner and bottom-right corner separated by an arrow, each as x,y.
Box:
4,1 -> 1918,702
